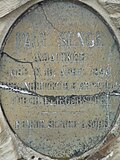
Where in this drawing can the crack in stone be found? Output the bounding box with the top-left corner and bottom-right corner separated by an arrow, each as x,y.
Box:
0,51 -> 33,64
111,90 -> 120,96
41,5 -> 77,49
41,5 -> 60,33
40,5 -> 97,48
30,62 -> 37,91
0,51 -> 37,91
0,51 -> 120,102
0,83 -> 35,96
0,83 -> 120,99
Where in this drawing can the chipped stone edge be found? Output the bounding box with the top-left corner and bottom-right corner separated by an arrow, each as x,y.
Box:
0,0 -> 120,160
0,0 -> 31,18
98,0 -> 120,29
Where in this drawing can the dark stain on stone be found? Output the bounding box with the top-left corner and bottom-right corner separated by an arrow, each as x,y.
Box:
86,134 -> 117,160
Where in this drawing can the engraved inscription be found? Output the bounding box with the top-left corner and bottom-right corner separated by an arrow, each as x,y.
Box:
0,0 -> 120,159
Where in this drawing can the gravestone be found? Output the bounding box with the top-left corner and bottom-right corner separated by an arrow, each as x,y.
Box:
0,0 -> 120,159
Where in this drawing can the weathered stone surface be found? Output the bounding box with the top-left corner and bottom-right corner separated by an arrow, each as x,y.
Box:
98,0 -> 120,29
0,108 -> 18,160
0,0 -> 31,18
0,0 -> 120,160
110,13 -> 120,29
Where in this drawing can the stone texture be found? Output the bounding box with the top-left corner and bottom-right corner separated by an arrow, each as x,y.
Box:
98,0 -> 120,29
110,13 -> 120,29
0,0 -> 31,18
0,0 -> 120,160
0,108 -> 18,160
